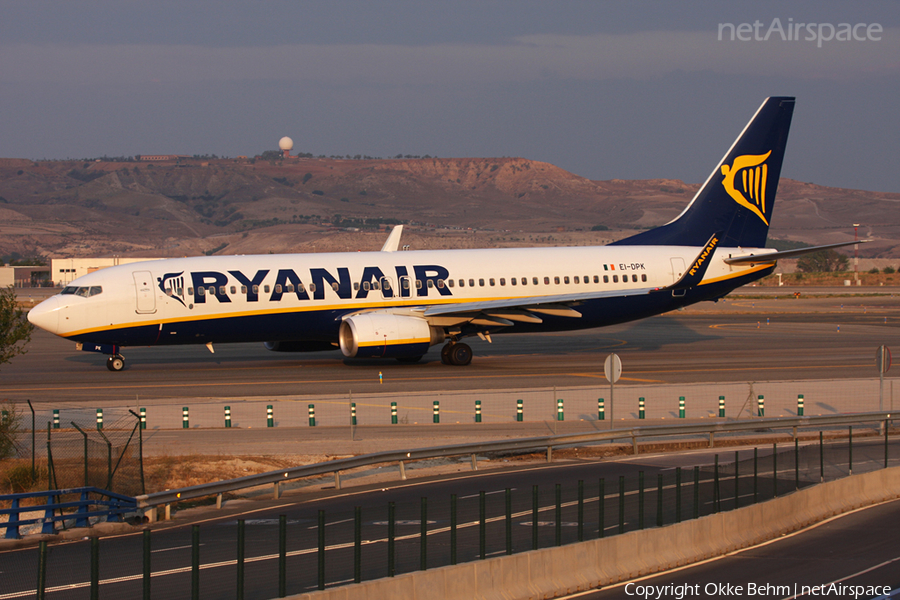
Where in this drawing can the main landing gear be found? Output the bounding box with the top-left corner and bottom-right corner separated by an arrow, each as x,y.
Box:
440,342 -> 472,366
106,354 -> 125,372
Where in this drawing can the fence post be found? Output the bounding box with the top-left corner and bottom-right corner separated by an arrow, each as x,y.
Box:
224,406 -> 231,428
475,400 -> 482,423
618,475 -> 625,534
391,401 -> 398,424
657,473 -> 664,527
237,519 -> 245,600
480,490 -> 487,557
388,502 -> 396,577
532,485 -> 539,550
308,404 -> 316,427
53,409 -> 60,429
757,395 -> 765,417
182,407 -> 189,429
638,471 -> 645,530
37,540 -> 48,600
554,484 -> 562,546
675,467 -> 682,522
143,530 -> 151,600
433,400 -> 440,424
797,394 -> 804,416
557,398 -> 564,421
577,479 -> 584,542
598,478 -> 605,538
317,510 -> 325,590
139,407 -> 146,430
718,396 -> 725,418
451,494 -> 458,564
420,497 -> 428,571
639,397 -> 645,419
96,408 -> 103,431
679,396 -> 685,419
191,525 -> 200,600
598,398 -> 604,420
267,405 -> 274,427
353,508 -> 361,583
279,515 -> 287,594
849,426 -> 853,475
505,488 -> 512,554
693,466 -> 700,519
90,536 -> 100,600
516,399 -> 524,422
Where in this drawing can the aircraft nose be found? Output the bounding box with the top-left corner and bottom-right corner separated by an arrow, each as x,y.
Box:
28,296 -> 61,334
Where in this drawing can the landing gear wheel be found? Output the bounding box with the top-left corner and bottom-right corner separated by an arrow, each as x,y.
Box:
106,355 -> 125,372
448,343 -> 472,366
440,344 -> 453,365
396,355 -> 423,363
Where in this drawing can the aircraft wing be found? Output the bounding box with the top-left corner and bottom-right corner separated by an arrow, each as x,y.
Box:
418,233 -> 721,328
420,287 -> 659,325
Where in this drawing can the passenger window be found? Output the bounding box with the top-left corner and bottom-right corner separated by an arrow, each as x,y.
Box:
230,286 -> 236,294
632,274 -> 638,282
458,279 -> 464,287
543,277 -> 549,285
499,278 -> 505,286
188,287 -> 194,295
603,276 -> 609,283
177,287 -> 184,296
373,281 -> 380,290
252,285 -> 258,294
522,277 -> 528,285
165,288 -> 173,296
264,285 -> 271,293
211,287 -> 218,295
308,283 -> 316,293
286,284 -> 294,293
354,282 -> 360,291
613,275 -> 618,283
510,278 -> 517,286
427,280 -> 434,288
448,279 -> 454,288
563,276 -> 570,284
363,282 -> 370,291
642,274 -> 647,282
275,284 -> 283,293
198,287 -> 206,296
402,279 -> 410,290
437,279 -> 445,288
574,276 -> 579,284
593,276 -> 599,283
298,283 -> 306,292
479,279 -> 485,286
533,277 -> 538,285
416,280 -> 423,289
489,278 -> 495,286
554,276 -> 560,284
332,282 -> 339,291
469,279 -> 475,287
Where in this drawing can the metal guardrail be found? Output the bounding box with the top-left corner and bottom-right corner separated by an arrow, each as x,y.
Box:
135,412 -> 893,515
1,487 -> 137,539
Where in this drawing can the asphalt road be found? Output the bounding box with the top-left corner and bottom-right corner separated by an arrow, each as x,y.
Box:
3,294 -> 900,403
2,438 -> 897,600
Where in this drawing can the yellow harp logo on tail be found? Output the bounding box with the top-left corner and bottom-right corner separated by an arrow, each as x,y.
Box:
720,150 -> 772,225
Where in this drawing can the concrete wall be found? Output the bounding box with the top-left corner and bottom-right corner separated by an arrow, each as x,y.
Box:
287,466 -> 900,600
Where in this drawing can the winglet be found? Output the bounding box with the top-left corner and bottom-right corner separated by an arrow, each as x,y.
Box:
380,225 -> 404,252
669,232 -> 722,290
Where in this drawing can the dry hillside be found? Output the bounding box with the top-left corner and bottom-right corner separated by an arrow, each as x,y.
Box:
0,156 -> 897,259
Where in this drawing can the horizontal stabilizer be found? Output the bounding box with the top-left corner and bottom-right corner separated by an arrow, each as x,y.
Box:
723,239 -> 872,265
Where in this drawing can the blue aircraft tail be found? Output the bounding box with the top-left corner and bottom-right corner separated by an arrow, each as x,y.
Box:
612,96 -> 795,249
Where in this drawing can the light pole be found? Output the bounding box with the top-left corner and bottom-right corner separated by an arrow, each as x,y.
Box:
853,224 -> 860,286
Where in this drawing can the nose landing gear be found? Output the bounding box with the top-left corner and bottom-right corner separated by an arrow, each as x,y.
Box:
106,354 -> 126,371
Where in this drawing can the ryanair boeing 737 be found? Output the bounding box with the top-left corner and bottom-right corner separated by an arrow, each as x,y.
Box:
27,97 -> 863,370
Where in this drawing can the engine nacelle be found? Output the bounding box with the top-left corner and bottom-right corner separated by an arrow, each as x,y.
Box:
339,313 -> 445,359
264,341 -> 338,353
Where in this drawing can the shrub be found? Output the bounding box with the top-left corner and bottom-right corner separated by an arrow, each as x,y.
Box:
884,266 -> 896,274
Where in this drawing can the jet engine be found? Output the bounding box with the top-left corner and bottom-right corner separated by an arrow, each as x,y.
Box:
339,313 -> 444,359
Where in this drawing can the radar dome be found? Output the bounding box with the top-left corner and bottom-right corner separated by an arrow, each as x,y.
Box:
278,137 -> 294,151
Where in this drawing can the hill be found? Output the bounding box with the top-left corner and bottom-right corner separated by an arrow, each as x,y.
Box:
0,156 -> 897,259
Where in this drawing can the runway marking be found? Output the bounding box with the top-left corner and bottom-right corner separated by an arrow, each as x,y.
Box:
571,373 -> 666,383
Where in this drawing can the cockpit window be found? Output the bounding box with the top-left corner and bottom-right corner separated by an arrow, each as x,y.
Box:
61,286 -> 103,298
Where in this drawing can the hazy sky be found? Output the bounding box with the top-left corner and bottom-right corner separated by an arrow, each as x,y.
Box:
2,1 -> 898,191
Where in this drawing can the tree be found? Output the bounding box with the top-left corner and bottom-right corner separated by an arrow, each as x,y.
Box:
796,249 -> 849,273
0,401 -> 21,459
0,286 -> 33,369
